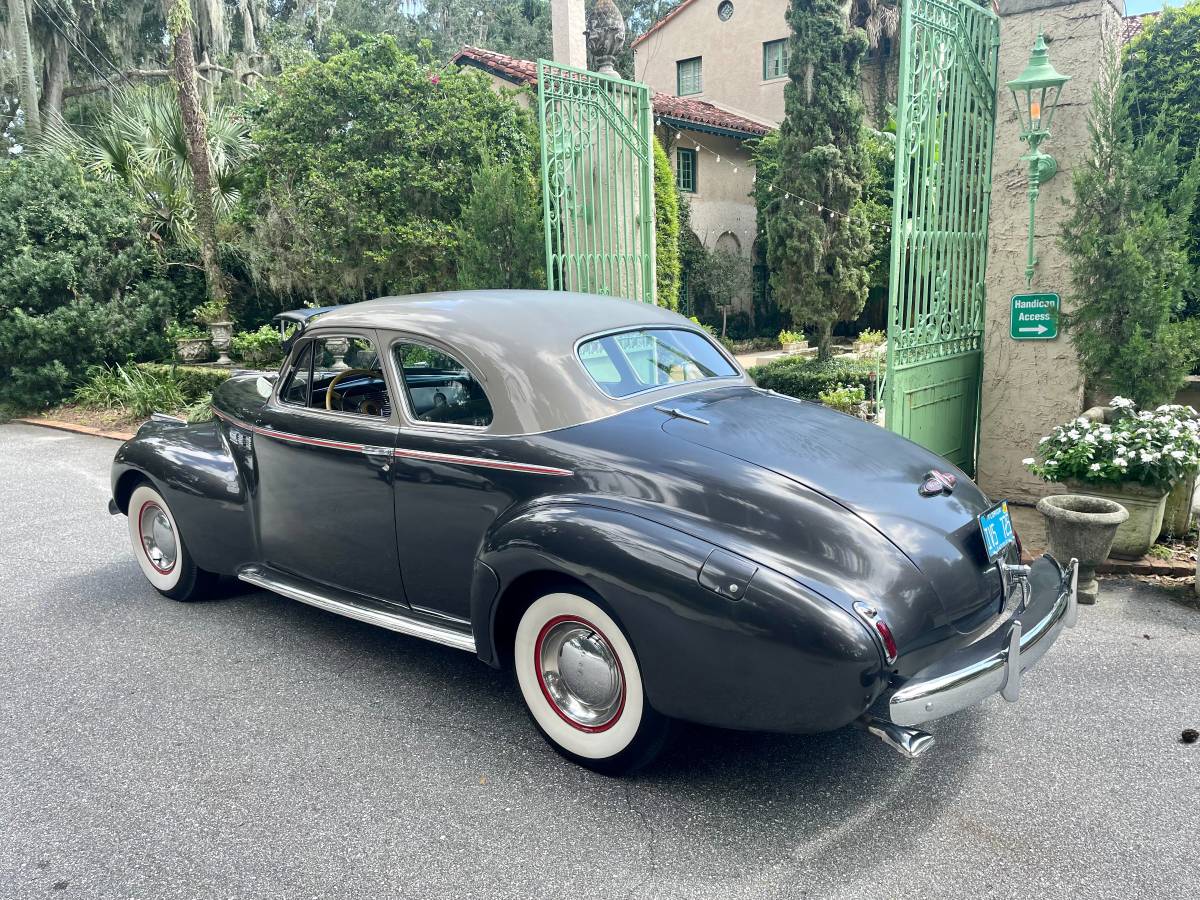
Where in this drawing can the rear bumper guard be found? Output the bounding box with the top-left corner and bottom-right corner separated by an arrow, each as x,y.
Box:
888,555 -> 1078,728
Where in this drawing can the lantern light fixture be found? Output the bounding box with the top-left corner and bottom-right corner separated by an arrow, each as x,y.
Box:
1006,31 -> 1071,285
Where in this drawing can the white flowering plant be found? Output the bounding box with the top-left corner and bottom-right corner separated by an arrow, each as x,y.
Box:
1024,398 -> 1200,488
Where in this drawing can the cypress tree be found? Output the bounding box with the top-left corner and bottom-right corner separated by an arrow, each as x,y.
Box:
1061,54 -> 1199,406
765,0 -> 874,360
653,137 -> 682,311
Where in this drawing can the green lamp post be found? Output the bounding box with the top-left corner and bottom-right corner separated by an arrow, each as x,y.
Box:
1006,32 -> 1071,285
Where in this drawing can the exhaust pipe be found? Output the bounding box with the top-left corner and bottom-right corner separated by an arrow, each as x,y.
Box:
856,716 -> 936,759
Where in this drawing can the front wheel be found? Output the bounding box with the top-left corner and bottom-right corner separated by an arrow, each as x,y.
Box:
514,591 -> 672,775
126,483 -> 216,602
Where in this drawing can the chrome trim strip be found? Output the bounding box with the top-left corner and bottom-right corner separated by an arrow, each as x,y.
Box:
238,569 -> 476,653
213,408 -> 568,476
888,557 -> 1077,727
392,446 -> 573,477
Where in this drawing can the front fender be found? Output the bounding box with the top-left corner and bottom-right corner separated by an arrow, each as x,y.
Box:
111,420 -> 254,575
477,501 -> 885,734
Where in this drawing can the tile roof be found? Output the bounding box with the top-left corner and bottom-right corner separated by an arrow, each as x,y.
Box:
1121,12 -> 1158,44
454,46 -> 771,138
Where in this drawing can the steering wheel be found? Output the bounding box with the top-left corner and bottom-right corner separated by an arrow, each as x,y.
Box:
325,368 -> 384,412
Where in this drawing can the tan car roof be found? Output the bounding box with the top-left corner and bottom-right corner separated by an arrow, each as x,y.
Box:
305,290 -> 750,434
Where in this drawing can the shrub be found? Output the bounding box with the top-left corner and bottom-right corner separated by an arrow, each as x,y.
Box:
778,329 -> 805,346
74,363 -> 230,418
231,325 -> 285,365
1061,53 -> 1200,405
817,382 -> 867,414
653,137 -> 681,311
749,354 -> 879,402
857,327 -> 886,346
1024,398 -> 1200,488
74,363 -> 188,418
0,156 -> 190,410
455,155 -> 544,290
239,36 -> 540,304
137,364 -> 231,399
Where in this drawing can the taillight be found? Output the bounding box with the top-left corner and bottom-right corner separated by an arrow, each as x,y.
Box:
874,619 -> 898,663
853,601 -> 898,665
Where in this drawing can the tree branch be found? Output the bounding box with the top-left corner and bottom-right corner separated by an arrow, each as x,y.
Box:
62,63 -> 263,98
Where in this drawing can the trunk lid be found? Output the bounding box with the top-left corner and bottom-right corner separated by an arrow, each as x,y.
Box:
661,387 -> 1004,633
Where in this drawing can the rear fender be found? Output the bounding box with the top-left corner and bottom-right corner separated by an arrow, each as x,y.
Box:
476,501 -> 885,733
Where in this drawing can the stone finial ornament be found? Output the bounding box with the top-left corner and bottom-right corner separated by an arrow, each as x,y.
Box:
585,0 -> 626,76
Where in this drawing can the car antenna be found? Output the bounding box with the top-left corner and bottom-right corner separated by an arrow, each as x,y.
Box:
654,405 -> 709,426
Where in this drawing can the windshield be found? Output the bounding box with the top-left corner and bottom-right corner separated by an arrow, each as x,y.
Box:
578,328 -> 739,398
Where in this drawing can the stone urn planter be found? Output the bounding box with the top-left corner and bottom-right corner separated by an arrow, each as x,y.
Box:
175,337 -> 211,363
208,320 -> 234,366
1036,495 -> 1129,604
1063,479 -> 1169,560
1160,474 -> 1196,540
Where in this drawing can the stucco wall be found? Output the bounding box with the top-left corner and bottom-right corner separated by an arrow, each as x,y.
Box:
633,0 -> 789,125
976,0 -> 1124,503
662,128 -> 757,255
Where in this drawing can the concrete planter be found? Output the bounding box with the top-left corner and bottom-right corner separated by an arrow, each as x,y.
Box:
1036,494 -> 1129,604
208,320 -> 234,366
1064,479 -> 1169,560
1160,474 -> 1196,540
175,337 -> 210,363
783,341 -> 807,355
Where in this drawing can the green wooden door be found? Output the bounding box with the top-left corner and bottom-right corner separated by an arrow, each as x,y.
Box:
537,60 -> 657,304
884,0 -> 999,475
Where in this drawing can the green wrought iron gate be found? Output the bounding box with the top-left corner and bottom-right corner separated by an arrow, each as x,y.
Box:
884,0 -> 1000,475
537,60 -> 657,304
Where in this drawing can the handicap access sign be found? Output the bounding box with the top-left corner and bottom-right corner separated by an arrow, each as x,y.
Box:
1010,293 -> 1060,340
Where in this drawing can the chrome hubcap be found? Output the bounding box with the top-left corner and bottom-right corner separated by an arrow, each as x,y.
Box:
139,503 -> 177,573
537,620 -> 624,729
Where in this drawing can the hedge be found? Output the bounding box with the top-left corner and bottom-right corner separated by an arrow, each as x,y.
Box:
748,355 -> 879,402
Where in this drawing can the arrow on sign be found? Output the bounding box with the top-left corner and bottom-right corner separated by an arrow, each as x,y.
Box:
1018,324 -> 1049,335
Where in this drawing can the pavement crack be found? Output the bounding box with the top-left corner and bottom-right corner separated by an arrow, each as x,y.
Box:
621,781 -> 658,899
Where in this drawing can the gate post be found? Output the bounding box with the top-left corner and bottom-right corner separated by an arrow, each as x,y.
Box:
975,0 -> 1125,506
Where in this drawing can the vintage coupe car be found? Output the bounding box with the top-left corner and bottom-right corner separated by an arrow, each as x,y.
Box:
110,290 -> 1078,773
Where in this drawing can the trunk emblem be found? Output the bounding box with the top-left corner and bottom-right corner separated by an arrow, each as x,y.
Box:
919,470 -> 957,496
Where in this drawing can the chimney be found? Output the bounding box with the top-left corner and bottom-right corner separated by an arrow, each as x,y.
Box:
551,0 -> 588,69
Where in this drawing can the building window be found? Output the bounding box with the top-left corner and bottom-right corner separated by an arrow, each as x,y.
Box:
677,57 -> 703,96
763,39 -> 789,80
676,148 -> 697,193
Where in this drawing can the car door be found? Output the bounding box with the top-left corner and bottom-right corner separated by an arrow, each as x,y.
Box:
386,336 -> 511,623
253,329 -> 405,605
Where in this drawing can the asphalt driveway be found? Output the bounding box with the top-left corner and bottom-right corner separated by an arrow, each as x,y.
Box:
1,421 -> 1197,899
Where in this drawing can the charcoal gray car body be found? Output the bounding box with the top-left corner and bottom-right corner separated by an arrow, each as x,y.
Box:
110,290 -> 1078,770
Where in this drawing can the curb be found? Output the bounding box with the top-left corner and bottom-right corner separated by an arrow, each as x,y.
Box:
13,417 -> 135,442
1096,556 -> 1194,577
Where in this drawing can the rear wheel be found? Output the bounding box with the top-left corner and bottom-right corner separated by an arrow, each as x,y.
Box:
126,483 -> 216,602
514,591 -> 672,775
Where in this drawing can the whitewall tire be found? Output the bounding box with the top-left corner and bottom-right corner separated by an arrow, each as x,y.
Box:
126,483 -> 214,602
514,591 -> 671,774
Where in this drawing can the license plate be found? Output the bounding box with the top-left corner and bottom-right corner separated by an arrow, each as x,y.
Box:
978,501 -> 1016,560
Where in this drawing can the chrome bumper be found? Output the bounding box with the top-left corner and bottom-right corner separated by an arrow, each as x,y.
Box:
888,555 -> 1078,728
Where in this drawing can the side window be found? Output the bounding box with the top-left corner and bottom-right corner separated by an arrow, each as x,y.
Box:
280,335 -> 388,417
394,341 -> 493,427
281,343 -> 314,406
309,335 -> 389,417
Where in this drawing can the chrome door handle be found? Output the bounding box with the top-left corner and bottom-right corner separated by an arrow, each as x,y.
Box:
362,446 -> 393,470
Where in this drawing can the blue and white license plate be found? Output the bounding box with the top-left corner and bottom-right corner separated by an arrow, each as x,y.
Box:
978,501 -> 1016,560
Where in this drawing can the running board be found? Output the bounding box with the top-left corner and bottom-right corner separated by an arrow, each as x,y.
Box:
237,566 -> 476,653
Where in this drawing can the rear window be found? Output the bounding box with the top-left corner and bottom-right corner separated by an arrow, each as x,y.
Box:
578,328 -> 738,398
